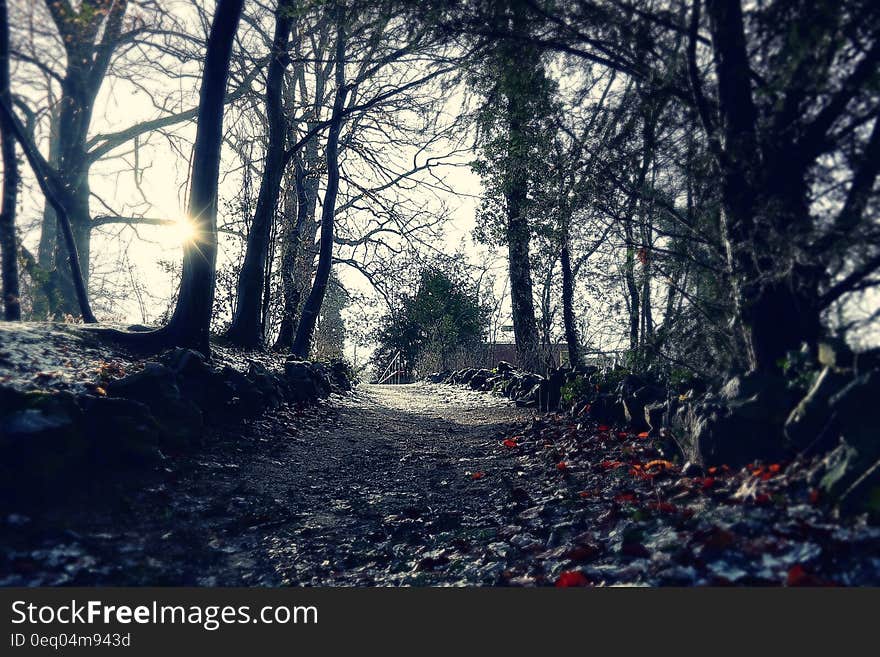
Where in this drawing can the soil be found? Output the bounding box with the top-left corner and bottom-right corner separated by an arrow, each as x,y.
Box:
0,383 -> 533,586
3,382 -> 878,587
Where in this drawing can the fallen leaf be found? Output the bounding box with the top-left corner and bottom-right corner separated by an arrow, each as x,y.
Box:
555,570 -> 591,587
787,564 -> 835,587
646,501 -> 677,514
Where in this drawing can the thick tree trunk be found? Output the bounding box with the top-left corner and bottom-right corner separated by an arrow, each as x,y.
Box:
0,0 -> 20,321
506,203 -> 541,373
504,101 -> 541,372
291,19 -> 346,360
161,0 -> 243,355
705,0 -> 821,371
227,0 -> 293,348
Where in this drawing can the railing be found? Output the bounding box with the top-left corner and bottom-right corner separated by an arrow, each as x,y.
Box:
376,351 -> 406,384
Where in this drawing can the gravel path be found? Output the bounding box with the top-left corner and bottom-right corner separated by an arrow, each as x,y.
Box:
1,384 -> 533,586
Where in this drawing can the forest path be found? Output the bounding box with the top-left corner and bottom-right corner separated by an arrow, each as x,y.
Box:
211,383 -> 533,585
2,383 -> 534,586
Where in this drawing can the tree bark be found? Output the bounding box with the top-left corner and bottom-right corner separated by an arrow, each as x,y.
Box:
0,99 -> 95,323
274,150 -> 319,350
705,0 -> 819,371
291,16 -> 347,359
42,0 -> 128,317
559,236 -> 581,368
160,0 -> 243,355
0,0 -> 20,320
227,0 -> 293,348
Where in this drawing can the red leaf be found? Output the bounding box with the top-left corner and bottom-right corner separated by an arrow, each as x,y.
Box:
597,425 -> 610,432
600,460 -> 624,470
578,491 -> 592,499
809,489 -> 820,505
502,439 -> 518,448
786,564 -> 834,587
636,431 -> 650,439
471,471 -> 485,480
646,501 -> 677,514
556,461 -> 568,471
555,570 -> 591,587
768,463 -> 781,473
697,476 -> 716,490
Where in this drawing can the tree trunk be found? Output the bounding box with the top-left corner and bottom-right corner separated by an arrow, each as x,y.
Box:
0,0 -> 20,321
623,232 -> 640,354
0,100 -> 95,323
161,0 -> 243,355
227,0 -> 293,348
36,107 -> 60,271
559,237 -> 581,368
291,17 -> 347,359
506,201 -> 541,373
704,0 -> 817,371
52,181 -> 92,317
274,151 -> 319,350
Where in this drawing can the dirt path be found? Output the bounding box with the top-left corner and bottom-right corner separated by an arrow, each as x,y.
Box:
8,382 -> 877,587
1,384 -> 533,586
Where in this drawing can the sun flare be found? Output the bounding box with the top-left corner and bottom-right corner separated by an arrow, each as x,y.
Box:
169,216 -> 198,246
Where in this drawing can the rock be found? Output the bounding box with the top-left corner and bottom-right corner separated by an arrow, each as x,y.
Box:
284,360 -> 327,403
784,367 -> 847,453
622,384 -> 665,432
0,391 -> 86,494
81,396 -> 162,466
456,368 -> 477,385
670,372 -> 798,467
106,362 -> 203,448
617,374 -> 646,398
644,400 -> 670,434
165,348 -> 237,413
495,361 -> 514,375
815,370 -> 880,512
327,360 -> 354,391
247,362 -> 285,409
468,368 -> 493,391
589,393 -> 626,425
509,373 -> 543,406
427,371 -> 451,383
